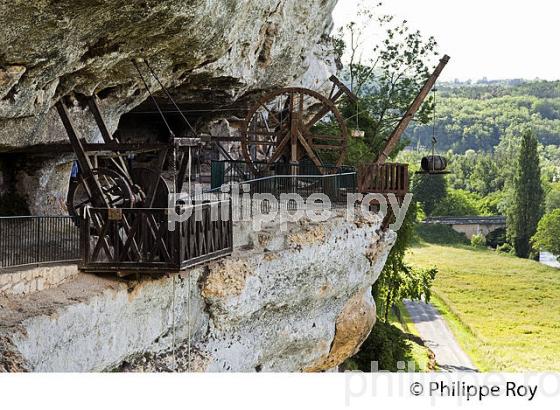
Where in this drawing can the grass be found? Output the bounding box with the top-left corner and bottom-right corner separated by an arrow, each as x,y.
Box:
406,242 -> 560,371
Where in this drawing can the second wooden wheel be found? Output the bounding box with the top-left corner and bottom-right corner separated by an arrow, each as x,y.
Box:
241,87 -> 348,175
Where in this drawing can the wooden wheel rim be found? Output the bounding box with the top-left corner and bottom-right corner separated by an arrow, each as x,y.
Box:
241,87 -> 348,175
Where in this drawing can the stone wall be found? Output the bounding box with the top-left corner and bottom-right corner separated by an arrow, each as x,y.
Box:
0,265 -> 78,297
0,214 -> 395,372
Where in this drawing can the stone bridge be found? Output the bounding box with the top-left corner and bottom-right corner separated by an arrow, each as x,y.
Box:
425,216 -> 506,240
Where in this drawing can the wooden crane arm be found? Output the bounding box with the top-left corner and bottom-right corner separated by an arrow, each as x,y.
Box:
375,55 -> 450,165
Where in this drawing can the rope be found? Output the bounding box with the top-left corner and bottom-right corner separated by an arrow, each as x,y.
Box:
431,88 -> 438,172
144,59 -> 198,137
171,273 -> 177,371
131,59 -> 175,138
187,273 -> 192,372
188,146 -> 192,196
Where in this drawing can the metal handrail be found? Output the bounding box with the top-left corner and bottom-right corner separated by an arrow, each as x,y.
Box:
0,215 -> 80,271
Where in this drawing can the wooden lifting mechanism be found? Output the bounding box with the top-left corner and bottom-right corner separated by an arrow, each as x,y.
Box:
357,55 -> 451,192
58,59 -> 200,218
240,75 -> 358,175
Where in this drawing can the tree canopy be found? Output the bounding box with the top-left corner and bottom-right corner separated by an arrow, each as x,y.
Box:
405,80 -> 560,153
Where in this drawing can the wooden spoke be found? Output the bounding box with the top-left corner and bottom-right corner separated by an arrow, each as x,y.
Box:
67,167 -> 134,218
242,87 -> 348,175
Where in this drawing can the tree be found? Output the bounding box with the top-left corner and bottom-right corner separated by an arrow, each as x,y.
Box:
545,183 -> 560,213
507,129 -> 544,258
333,1 -> 439,162
432,189 -> 482,216
411,174 -> 447,216
372,201 -> 437,321
532,209 -> 560,256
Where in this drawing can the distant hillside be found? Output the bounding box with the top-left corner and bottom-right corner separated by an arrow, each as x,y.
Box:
406,80 -> 560,153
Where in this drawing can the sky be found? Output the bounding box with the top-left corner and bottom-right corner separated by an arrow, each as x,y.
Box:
332,0 -> 560,81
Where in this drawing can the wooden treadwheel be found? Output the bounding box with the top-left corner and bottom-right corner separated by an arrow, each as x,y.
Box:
241,87 -> 349,175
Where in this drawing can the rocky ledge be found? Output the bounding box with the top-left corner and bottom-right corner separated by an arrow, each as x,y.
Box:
0,213 -> 395,372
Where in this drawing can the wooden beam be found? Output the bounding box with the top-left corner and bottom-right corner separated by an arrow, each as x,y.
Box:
88,97 -> 114,143
296,130 -> 323,173
145,148 -> 168,208
329,75 -> 358,103
376,55 -> 450,165
55,101 -> 108,208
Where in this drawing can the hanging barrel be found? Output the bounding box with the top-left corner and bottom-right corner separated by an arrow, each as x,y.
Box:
421,155 -> 448,173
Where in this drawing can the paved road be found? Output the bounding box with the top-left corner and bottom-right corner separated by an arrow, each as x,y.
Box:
540,252 -> 560,268
403,299 -> 477,372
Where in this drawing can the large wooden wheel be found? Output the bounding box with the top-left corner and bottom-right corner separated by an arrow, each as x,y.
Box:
241,87 -> 348,175
130,167 -> 172,208
67,167 -> 135,217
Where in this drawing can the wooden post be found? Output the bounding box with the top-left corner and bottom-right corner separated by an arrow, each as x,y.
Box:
55,101 -> 108,208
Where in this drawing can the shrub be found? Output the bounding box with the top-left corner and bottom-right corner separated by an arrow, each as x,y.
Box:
470,233 -> 486,249
485,227 -> 507,248
415,223 -> 469,245
349,320 -> 412,372
496,242 -> 514,254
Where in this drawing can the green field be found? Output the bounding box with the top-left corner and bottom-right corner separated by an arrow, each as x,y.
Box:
405,243 -> 560,372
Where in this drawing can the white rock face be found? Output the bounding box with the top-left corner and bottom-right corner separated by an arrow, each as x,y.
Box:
0,215 -> 396,372
0,0 -> 338,148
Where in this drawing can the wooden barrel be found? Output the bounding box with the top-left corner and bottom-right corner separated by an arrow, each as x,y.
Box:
421,155 -> 448,172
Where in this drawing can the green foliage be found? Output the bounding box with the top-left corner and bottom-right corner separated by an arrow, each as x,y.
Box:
333,2 -> 439,164
478,191 -> 507,216
349,320 -> 413,372
532,209 -> 560,256
415,223 -> 469,245
411,174 -> 447,216
545,183 -> 560,213
346,132 -> 376,166
485,228 -> 507,249
407,80 -> 560,153
432,189 -> 482,216
496,242 -> 514,254
470,234 -> 486,249
372,201 -> 438,321
507,129 -> 544,258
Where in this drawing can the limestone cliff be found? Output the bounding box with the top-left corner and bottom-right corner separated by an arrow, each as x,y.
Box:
0,1 -> 398,373
0,0 -> 338,148
0,214 -> 395,372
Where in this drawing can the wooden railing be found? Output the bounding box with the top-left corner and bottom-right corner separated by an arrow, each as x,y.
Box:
80,201 -> 233,274
357,163 -> 409,199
